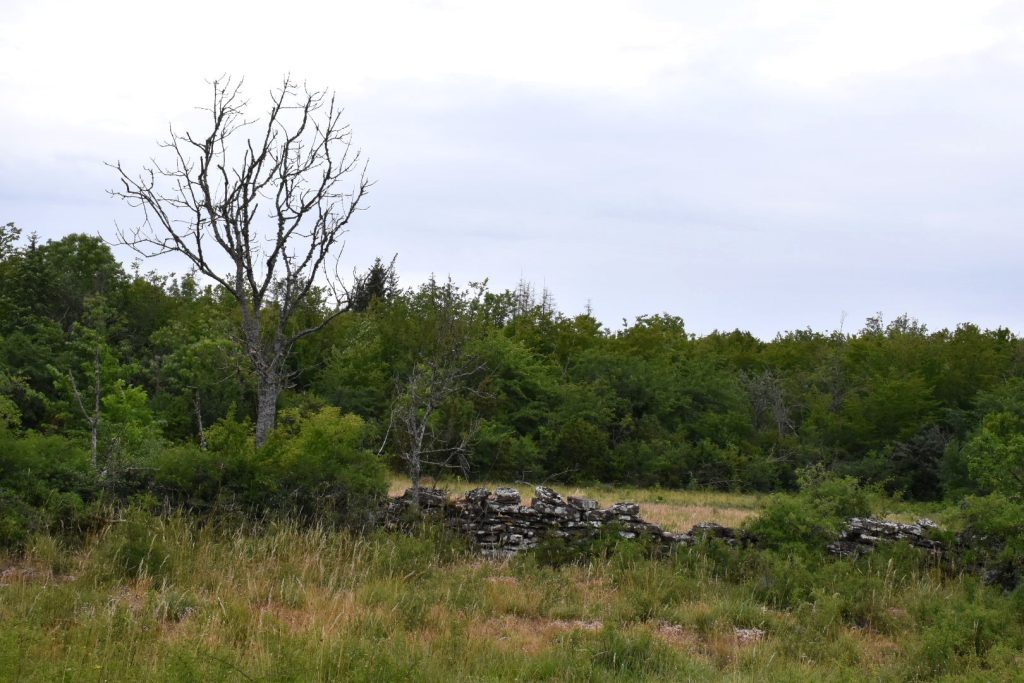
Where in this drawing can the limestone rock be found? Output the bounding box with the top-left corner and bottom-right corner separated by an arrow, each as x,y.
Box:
568,496 -> 599,511
465,487 -> 491,504
386,484 -> 695,557
533,486 -> 565,506
607,502 -> 640,517
494,487 -> 522,505
826,517 -> 944,557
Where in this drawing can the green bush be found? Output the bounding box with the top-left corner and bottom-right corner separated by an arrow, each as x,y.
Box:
744,494 -> 839,550
956,493 -> 1024,589
0,490 -> 33,548
0,428 -> 95,548
151,436 -> 263,512
151,409 -> 387,526
744,466 -> 870,551
272,407 -> 387,524
795,464 -> 871,519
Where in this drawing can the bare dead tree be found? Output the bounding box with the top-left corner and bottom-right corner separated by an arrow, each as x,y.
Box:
67,346 -> 102,469
742,369 -> 794,437
110,76 -> 370,446
383,280 -> 488,508
193,388 -> 208,449
388,359 -> 485,508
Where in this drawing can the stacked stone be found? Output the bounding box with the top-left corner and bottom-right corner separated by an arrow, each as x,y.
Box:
443,485 -> 693,557
383,486 -> 956,563
383,487 -> 450,529
448,486 -> 531,557
688,522 -> 740,545
827,517 -> 943,557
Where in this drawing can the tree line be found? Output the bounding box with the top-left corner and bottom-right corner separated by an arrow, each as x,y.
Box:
1,223 -> 1021,531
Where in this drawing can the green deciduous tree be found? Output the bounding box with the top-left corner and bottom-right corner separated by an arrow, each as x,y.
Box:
962,379 -> 1024,497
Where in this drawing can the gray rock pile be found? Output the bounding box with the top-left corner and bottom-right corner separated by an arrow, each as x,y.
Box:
827,517 -> 943,557
386,486 -> 949,561
389,485 -> 694,557
383,486 -> 449,520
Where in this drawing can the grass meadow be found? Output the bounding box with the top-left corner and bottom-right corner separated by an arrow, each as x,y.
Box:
2,482 -> 1022,681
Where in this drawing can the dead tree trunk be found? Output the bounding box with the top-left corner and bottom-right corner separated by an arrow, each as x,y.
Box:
255,373 -> 281,448
193,389 -> 207,449
68,344 -> 102,470
386,280 -> 487,508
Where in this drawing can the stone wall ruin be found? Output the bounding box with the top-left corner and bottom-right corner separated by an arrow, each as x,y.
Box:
387,485 -> 695,557
386,485 -> 947,560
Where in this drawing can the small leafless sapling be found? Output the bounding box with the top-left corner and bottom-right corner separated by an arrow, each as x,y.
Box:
382,282 -> 488,508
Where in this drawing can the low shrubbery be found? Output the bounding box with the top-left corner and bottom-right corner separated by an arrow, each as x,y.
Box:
0,427 -> 100,548
955,492 -> 1024,589
151,407 -> 387,522
743,465 -> 871,551
0,407 -> 389,550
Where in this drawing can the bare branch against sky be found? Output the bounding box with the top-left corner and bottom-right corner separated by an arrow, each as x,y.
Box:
1,0 -> 1022,338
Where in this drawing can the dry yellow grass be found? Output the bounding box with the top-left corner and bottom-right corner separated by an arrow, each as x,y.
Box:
3,506 -> 1017,682
625,502 -> 756,531
474,615 -> 603,655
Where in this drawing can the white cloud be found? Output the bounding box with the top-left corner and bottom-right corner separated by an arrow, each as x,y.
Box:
750,0 -> 1010,88
2,0 -> 1023,337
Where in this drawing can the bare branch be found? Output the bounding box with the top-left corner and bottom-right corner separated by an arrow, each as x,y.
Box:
109,76 -> 370,446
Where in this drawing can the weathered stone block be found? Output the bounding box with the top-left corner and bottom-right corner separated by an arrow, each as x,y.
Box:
534,486 -> 565,505
568,496 -> 599,511
465,487 -> 491,503
494,487 -> 522,505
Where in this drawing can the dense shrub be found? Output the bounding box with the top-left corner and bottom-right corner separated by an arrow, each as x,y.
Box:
744,466 -> 870,550
956,493 -> 1024,589
151,416 -> 263,511
0,428 -> 96,548
271,407 -> 388,523
151,408 -> 387,526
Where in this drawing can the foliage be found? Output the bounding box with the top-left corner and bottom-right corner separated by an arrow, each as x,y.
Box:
273,407 -> 388,523
0,426 -> 95,548
151,409 -> 387,525
1,228 -> 1024,513
5,222 -> 1024,678
961,378 -> 1024,497
744,466 -> 870,550
956,493 -> 1024,590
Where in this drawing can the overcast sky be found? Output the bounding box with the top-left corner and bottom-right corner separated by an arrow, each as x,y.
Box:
1,0 -> 1022,339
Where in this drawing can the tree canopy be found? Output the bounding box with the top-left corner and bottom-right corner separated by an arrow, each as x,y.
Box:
2,227 -> 1023,511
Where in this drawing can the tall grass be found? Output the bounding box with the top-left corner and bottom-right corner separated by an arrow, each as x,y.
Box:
2,499 -> 1023,681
